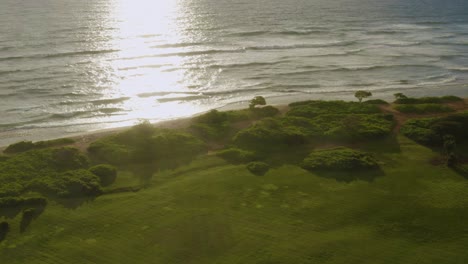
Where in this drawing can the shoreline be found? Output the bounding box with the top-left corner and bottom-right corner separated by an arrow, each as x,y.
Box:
1,84 -> 468,151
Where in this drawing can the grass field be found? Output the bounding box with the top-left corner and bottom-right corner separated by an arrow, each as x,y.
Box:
1,134 -> 467,263
1,97 -> 467,263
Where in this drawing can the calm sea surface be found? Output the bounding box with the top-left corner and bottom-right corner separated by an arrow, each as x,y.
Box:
1,0 -> 468,145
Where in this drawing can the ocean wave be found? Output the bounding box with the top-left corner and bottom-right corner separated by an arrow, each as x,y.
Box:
278,64 -> 440,76
118,64 -> 170,71
157,94 -> 208,103
225,30 -> 270,37
383,41 -> 422,47
156,48 -> 246,57
207,60 -> 290,70
416,76 -> 457,87
449,67 -> 468,72
0,69 -> 24,76
90,97 -> 131,105
137,91 -> 199,98
226,29 -> 327,37
0,49 -> 119,62
0,46 -> 14,52
50,108 -> 126,120
151,42 -> 210,49
245,41 -> 356,51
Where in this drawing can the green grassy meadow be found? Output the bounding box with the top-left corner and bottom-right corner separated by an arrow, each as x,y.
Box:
1,97 -> 467,263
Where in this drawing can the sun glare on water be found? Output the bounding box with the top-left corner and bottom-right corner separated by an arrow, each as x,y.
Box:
98,0 -> 209,126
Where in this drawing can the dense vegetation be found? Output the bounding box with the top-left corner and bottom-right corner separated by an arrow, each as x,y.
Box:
302,147 -> 379,171
401,112 -> 468,146
0,96 -> 467,264
4,138 -> 75,154
394,95 -> 463,104
88,122 -> 207,169
394,103 -> 454,114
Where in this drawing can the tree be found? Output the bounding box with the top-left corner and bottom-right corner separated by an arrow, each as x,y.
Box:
249,96 -> 266,109
394,93 -> 408,100
354,91 -> 372,103
443,134 -> 457,167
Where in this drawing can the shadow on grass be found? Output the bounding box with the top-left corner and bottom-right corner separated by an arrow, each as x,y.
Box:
18,202 -> 47,233
54,196 -> 97,210
452,164 -> 468,180
358,135 -> 401,154
256,145 -> 312,168
312,168 -> 385,183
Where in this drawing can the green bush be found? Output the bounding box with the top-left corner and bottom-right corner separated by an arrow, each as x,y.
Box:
89,164 -> 117,186
287,100 -> 381,118
233,118 -> 307,149
4,138 -> 75,154
400,118 -> 439,145
364,99 -> 389,105
4,141 -> 35,154
88,127 -> 206,167
53,170 -> 102,198
0,148 -> 89,197
302,147 -> 379,171
394,96 -> 463,104
394,104 -> 454,114
190,107 -> 280,141
246,162 -> 270,176
27,170 -> 102,198
0,196 -> 46,206
401,113 -> 468,146
251,106 -> 280,118
216,148 -> 256,164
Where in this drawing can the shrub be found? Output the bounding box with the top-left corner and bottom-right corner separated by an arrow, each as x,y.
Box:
31,170 -> 102,198
287,100 -> 380,118
441,95 -> 463,102
4,141 -> 35,154
0,197 -> 24,208
246,162 -> 270,176
216,148 -> 256,164
233,118 -> 307,149
0,183 -> 22,198
251,105 -> 280,118
394,104 -> 454,114
89,127 -> 206,168
0,222 -> 9,241
4,138 -> 75,154
196,109 -> 228,125
364,99 -> 389,105
89,164 -> 117,186
0,196 -> 47,208
400,118 -> 440,145
394,96 -> 463,104
355,90 -> 372,102
302,147 -> 379,171
53,147 -> 89,170
394,93 -> 408,100
54,170 -> 103,198
401,113 -> 468,146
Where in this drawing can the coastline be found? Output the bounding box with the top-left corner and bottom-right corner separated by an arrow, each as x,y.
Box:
1,83 -> 468,151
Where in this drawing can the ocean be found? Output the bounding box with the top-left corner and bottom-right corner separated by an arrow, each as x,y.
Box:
1,0 -> 468,146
